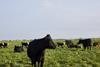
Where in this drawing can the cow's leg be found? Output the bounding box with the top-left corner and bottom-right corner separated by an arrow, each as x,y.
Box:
31,59 -> 36,67
84,46 -> 86,50
40,61 -> 44,67
90,47 -> 91,50
40,59 -> 44,67
38,61 -> 40,67
33,61 -> 36,67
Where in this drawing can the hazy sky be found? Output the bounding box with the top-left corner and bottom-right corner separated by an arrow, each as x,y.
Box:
0,0 -> 100,40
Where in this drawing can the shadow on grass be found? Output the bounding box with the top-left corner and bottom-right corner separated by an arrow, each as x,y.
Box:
0,64 -> 10,67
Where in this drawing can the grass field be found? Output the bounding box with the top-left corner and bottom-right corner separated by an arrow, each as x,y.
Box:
0,39 -> 100,67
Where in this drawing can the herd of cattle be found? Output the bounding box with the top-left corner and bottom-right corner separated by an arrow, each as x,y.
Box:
0,34 -> 100,67
57,39 -> 100,49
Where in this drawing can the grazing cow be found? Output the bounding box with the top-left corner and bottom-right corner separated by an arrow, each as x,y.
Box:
0,43 -> 3,48
93,42 -> 99,46
77,39 -> 92,50
27,34 -> 56,67
14,45 -> 24,52
65,40 -> 73,48
93,42 -> 100,48
65,40 -> 81,48
57,42 -> 64,47
22,42 -> 28,48
0,42 -> 8,48
3,42 -> 8,48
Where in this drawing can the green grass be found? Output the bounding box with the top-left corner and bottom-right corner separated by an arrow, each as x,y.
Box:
0,40 -> 100,67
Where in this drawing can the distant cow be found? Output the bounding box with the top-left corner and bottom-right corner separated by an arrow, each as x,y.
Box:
77,39 -> 92,50
0,42 -> 8,48
65,40 -> 81,48
93,42 -> 100,48
0,43 -> 3,48
93,42 -> 99,46
3,42 -> 8,48
14,45 -> 24,52
22,42 -> 28,48
57,42 -> 64,47
65,40 -> 73,48
27,34 -> 56,67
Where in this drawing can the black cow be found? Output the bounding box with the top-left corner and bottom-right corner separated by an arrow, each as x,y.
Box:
14,45 -> 24,52
57,42 -> 64,47
65,40 -> 73,48
77,39 -> 92,50
65,40 -> 81,48
93,42 -> 100,48
27,34 -> 56,67
3,42 -> 8,48
0,42 -> 8,48
93,42 -> 99,46
22,42 -> 28,48
0,43 -> 3,48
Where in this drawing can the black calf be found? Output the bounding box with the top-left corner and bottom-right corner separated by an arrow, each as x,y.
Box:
14,45 -> 24,52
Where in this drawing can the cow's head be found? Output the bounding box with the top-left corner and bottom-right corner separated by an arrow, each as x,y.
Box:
77,39 -> 84,44
44,34 -> 56,49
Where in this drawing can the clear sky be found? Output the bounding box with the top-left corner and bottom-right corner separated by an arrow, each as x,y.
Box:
0,0 -> 100,40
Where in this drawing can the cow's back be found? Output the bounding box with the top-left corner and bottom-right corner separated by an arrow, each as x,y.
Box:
83,39 -> 91,46
27,39 -> 44,58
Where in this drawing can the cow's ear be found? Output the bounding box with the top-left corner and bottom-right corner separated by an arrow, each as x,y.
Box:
46,34 -> 51,39
45,34 -> 50,38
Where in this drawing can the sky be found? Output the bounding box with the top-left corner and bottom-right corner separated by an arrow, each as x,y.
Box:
0,0 -> 100,40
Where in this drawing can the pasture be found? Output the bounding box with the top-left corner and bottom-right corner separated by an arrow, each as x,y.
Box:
0,39 -> 100,67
